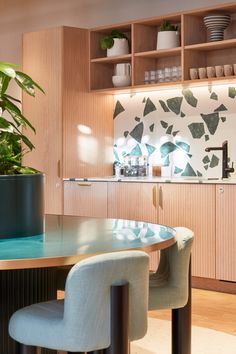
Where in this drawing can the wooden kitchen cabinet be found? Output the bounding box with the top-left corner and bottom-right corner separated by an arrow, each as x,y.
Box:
107,182 -> 159,223
158,183 -> 216,278
64,181 -> 108,217
22,27 -> 113,214
216,185 -> 236,282
107,182 -> 159,270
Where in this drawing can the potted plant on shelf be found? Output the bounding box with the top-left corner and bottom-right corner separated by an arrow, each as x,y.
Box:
156,20 -> 180,50
0,61 -> 45,239
100,29 -> 129,57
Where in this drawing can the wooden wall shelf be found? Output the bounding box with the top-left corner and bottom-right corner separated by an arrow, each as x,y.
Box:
89,2 -> 236,92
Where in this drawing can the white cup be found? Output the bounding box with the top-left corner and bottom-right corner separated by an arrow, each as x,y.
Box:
207,66 -> 216,78
115,63 -> 131,76
224,64 -> 233,77
215,65 -> 224,77
189,68 -> 198,80
198,67 -> 207,79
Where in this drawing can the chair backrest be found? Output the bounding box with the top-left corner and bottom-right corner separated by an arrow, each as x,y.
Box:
62,250 -> 149,351
149,227 -> 194,307
166,227 -> 194,286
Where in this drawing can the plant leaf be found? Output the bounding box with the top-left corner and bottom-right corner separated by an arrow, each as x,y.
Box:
3,93 -> 21,103
4,97 -> 36,132
0,117 -> 11,130
15,71 -> 45,96
18,166 -> 39,174
0,61 -> 17,78
0,73 -> 11,95
100,36 -> 114,49
21,134 -> 35,150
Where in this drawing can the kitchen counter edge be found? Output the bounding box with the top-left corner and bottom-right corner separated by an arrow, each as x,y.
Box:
63,177 -> 236,184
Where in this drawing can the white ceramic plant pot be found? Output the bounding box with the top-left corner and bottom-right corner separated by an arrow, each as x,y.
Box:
156,31 -> 180,50
107,38 -> 129,57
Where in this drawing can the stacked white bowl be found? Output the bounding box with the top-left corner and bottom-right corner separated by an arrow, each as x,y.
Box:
203,13 -> 231,41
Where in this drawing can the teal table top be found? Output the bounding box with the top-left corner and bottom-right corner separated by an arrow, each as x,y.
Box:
0,215 -> 176,270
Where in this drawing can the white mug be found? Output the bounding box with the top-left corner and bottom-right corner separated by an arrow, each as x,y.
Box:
198,67 -> 207,79
207,66 -> 216,78
114,63 -> 131,76
215,65 -> 224,77
224,64 -> 233,77
189,68 -> 198,80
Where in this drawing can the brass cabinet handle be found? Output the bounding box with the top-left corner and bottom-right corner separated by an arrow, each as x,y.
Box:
57,160 -> 61,178
152,185 -> 159,208
77,182 -> 92,187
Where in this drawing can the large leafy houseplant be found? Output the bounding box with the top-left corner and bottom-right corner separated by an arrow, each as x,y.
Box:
0,61 -> 44,175
0,61 -> 45,239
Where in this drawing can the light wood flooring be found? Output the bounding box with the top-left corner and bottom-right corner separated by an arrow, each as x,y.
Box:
149,288 -> 236,336
58,288 -> 236,335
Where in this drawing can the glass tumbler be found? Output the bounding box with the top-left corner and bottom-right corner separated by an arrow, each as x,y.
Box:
156,69 -> 164,83
171,66 -> 178,81
144,71 -> 150,84
164,67 -> 171,82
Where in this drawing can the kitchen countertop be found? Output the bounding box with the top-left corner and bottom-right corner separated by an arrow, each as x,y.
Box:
63,176 -> 236,184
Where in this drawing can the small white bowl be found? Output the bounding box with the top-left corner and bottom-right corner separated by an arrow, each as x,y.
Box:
112,75 -> 131,87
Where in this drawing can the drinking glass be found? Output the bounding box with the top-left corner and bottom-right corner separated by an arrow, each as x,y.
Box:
149,70 -> 156,84
177,66 -> 182,80
171,66 -> 178,81
156,69 -> 164,83
164,67 -> 171,82
144,71 -> 150,84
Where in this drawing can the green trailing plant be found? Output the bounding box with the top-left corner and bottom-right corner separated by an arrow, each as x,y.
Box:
0,61 -> 44,175
100,29 -> 128,50
160,20 -> 178,31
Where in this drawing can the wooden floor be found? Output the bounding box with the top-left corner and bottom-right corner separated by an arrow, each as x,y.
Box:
149,288 -> 236,336
58,288 -> 236,335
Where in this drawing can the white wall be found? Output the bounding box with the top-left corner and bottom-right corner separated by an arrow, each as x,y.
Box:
0,0 -> 232,64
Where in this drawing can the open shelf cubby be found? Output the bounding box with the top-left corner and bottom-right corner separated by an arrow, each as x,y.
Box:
89,2 -> 236,92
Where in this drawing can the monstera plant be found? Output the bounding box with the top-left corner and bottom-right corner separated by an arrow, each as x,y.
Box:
0,61 -> 45,239
0,61 -> 44,175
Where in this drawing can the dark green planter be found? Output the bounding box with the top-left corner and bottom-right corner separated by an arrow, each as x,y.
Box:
0,173 -> 44,239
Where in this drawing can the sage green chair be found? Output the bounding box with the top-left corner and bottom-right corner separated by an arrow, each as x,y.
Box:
9,250 -> 149,354
149,227 -> 194,310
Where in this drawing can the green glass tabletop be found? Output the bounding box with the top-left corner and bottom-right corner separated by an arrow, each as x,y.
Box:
0,215 -> 176,268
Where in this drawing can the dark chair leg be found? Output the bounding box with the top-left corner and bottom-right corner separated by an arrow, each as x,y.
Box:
105,282 -> 129,354
172,260 -> 192,354
20,344 -> 37,354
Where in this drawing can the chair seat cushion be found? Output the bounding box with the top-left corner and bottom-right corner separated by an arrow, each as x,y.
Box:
9,300 -> 65,350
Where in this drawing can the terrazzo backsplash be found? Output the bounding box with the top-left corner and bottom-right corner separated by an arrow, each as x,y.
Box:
113,85 -> 236,178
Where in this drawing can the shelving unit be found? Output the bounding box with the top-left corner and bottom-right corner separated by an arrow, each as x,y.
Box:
89,2 -> 236,92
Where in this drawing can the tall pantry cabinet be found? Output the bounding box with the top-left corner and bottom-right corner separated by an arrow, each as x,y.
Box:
22,27 -> 113,214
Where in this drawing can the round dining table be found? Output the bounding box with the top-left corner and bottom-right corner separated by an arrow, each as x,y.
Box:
0,215 -> 190,354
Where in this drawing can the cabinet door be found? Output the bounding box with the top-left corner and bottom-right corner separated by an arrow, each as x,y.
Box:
107,182 -> 159,223
23,28 -> 63,214
159,184 -> 216,278
64,181 -> 107,217
62,27 -> 113,179
216,185 -> 236,282
108,182 -> 159,270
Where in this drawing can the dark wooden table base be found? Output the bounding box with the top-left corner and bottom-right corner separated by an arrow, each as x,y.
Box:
0,268 -> 57,354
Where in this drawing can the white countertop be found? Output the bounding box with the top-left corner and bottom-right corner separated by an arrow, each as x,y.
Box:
63,176 -> 236,184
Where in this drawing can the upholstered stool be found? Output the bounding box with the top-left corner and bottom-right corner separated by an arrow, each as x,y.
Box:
9,250 -> 149,354
149,227 -> 194,310
149,227 -> 194,354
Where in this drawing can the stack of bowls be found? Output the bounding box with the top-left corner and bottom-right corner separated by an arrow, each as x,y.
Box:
203,13 -> 231,41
